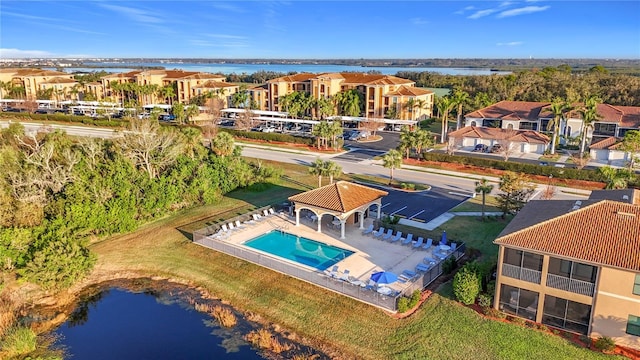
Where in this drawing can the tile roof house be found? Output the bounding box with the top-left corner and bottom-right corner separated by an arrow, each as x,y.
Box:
447,126 -> 550,155
493,192 -> 640,349
288,181 -> 387,239
464,100 -> 640,162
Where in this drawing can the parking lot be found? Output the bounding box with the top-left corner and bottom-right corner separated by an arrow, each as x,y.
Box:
369,185 -> 470,223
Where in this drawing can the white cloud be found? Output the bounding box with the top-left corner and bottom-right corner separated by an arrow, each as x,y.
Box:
411,17 -> 429,25
99,4 -> 163,24
497,5 -> 550,18
497,41 -> 524,46
455,5 -> 475,15
468,9 -> 498,19
208,2 -> 245,13
0,48 -> 53,58
205,34 -> 247,40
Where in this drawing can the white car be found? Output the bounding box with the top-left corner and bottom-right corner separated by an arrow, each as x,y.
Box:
262,127 -> 276,133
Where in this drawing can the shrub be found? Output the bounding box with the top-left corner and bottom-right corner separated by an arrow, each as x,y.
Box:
219,128 -> 314,145
510,316 -> 527,326
245,328 -> 293,353
484,308 -> 506,319
594,336 -> 615,352
397,297 -> 409,313
2,326 -> 37,358
477,293 -> 493,308
410,290 -> 421,304
534,323 -> 548,332
486,280 -> 496,297
551,329 -> 561,335
442,257 -> 457,274
453,267 -> 481,305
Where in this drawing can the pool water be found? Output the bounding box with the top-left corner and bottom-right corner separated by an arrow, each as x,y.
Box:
243,231 -> 354,271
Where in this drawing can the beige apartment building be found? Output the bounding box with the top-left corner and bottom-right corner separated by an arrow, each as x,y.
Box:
100,69 -> 227,105
0,68 -> 74,100
267,72 -> 434,120
494,190 -> 640,350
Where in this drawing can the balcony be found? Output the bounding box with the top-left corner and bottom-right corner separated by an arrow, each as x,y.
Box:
546,274 -> 595,297
502,263 -> 541,284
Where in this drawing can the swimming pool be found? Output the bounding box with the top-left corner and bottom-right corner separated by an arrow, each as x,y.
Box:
243,231 -> 354,271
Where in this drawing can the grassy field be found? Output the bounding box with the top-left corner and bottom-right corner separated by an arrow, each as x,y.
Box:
450,194 -> 501,213
88,161 -> 621,360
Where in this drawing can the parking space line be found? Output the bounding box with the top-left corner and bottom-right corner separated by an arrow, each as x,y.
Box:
408,210 -> 425,219
381,203 -> 390,208
390,206 -> 407,216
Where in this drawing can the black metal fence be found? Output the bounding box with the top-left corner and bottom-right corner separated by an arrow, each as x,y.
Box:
193,225 -> 466,312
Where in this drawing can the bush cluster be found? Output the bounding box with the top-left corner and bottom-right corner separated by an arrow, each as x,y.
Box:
477,293 -> 493,308
442,257 -> 457,275
421,152 -> 621,183
219,128 -> 314,145
400,183 -> 416,190
594,336 -> 615,352
397,290 -> 422,313
1,112 -> 127,127
453,264 -> 482,305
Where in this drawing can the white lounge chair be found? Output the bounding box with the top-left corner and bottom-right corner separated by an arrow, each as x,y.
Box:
235,220 -> 245,229
263,209 -> 270,217
422,238 -> 433,250
413,237 -> 424,249
382,229 -> 394,240
268,208 -> 275,215
339,269 -> 351,282
401,233 -> 413,245
228,222 -> 235,231
326,265 -> 339,278
362,224 -> 374,235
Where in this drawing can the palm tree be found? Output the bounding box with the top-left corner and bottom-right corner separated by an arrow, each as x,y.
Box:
546,98 -> 566,155
415,99 -> 428,121
414,129 -> 434,157
399,126 -> 415,159
159,85 -> 175,105
382,149 -> 403,184
172,102 -> 186,125
324,160 -> 342,184
337,89 -> 362,117
185,104 -> 200,124
599,166 -> 634,189
578,96 -> 601,154
328,120 -> 343,150
436,96 -> 455,143
210,131 -> 235,157
403,98 -> 417,120
314,96 -> 334,120
474,178 -> 494,221
312,121 -> 331,149
308,158 -> 327,187
452,89 -> 469,130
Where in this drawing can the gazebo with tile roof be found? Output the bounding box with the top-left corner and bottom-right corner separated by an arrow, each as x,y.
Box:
288,181 -> 388,239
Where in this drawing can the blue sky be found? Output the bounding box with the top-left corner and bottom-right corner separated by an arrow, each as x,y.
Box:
1,1 -> 639,59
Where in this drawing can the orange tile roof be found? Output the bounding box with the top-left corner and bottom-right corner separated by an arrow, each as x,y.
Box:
269,73 -> 317,83
495,200 -> 640,271
465,101 -> 548,120
448,126 -> 549,144
102,70 -> 142,79
288,181 -> 387,213
385,85 -> 433,97
589,136 -> 620,150
194,80 -> 237,89
40,77 -> 78,84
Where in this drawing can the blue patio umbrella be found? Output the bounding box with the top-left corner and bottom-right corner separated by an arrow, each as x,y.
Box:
370,271 -> 398,284
440,230 -> 447,245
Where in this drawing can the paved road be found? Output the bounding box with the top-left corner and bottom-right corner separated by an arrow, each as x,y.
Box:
371,185 -> 468,223
240,145 -> 590,201
0,121 -> 120,139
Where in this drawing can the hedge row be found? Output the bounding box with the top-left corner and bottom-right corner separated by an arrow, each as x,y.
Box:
421,152 -> 610,182
219,128 -> 314,145
0,112 -> 127,127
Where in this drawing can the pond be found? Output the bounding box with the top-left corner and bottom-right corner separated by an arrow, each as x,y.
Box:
50,280 -> 326,359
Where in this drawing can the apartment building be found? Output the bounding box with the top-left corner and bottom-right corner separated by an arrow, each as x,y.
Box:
267,72 -> 434,120
493,189 -> 640,350
463,100 -> 640,159
100,70 -> 227,105
0,68 -> 74,100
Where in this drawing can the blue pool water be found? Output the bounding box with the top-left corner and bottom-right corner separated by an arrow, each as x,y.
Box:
244,231 -> 354,271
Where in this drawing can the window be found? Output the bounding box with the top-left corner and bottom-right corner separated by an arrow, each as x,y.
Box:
503,248 -> 543,271
499,285 -> 539,320
519,122 -> 538,131
548,258 -> 596,283
634,274 -> 640,296
593,123 -> 616,136
627,315 -> 640,336
542,295 -> 592,335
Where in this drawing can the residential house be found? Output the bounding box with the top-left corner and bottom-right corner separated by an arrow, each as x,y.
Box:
267,72 -> 434,119
447,126 -> 549,154
38,77 -> 79,102
463,100 -> 640,159
191,80 -> 239,108
493,189 -> 640,350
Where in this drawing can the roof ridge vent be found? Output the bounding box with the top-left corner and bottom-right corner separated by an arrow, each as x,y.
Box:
575,200 -> 582,205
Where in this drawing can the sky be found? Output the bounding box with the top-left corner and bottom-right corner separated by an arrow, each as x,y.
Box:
1,1 -> 639,59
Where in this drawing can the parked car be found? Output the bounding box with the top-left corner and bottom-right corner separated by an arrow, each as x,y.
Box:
490,144 -> 503,153
159,113 -> 176,121
262,126 -> 276,133
472,144 -> 488,152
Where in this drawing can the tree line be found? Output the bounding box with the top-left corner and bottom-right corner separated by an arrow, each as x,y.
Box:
0,122 -> 279,290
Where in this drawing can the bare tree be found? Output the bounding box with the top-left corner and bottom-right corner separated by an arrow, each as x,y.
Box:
362,117 -> 382,138
498,130 -> 519,161
117,120 -> 184,179
446,136 -> 462,155
235,109 -> 254,131
570,152 -> 590,170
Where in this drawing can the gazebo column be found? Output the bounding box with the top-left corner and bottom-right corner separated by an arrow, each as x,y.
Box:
340,220 -> 346,239
317,215 -> 322,233
294,208 -> 300,226
358,211 -> 365,229
376,200 -> 382,219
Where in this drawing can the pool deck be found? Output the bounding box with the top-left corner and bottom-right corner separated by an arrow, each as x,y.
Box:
216,212 -> 447,295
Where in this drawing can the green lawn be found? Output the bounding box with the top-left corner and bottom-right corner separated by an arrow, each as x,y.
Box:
450,194 -> 501,213
87,163 -> 621,360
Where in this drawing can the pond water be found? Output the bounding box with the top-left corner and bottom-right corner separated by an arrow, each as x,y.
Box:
52,286 -> 266,359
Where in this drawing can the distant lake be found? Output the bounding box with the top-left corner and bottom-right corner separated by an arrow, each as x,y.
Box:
53,288 -> 265,360
49,62 -> 510,76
